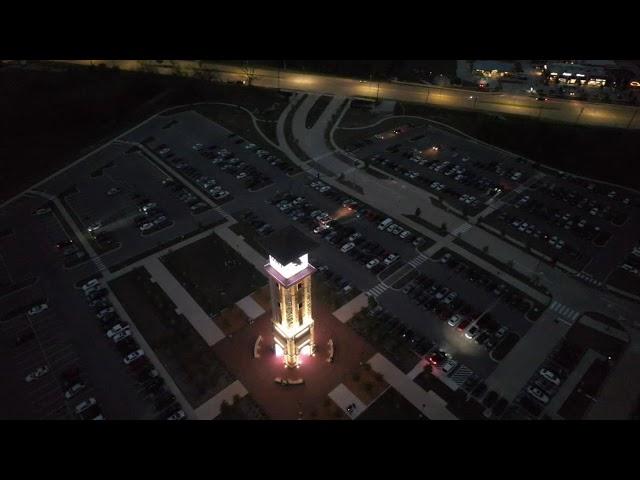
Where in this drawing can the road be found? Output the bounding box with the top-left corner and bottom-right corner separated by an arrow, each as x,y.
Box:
52,60 -> 640,130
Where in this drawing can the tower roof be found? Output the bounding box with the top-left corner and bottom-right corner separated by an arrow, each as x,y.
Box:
260,226 -> 318,265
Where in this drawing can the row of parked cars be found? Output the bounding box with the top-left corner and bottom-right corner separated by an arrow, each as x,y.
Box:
208,146 -> 271,192
161,179 -> 210,214
163,147 -> 232,202
439,252 -> 535,314
133,201 -> 172,234
78,279 -> 186,420
366,304 -> 434,357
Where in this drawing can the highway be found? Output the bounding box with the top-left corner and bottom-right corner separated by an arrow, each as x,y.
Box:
53,60 -> 640,129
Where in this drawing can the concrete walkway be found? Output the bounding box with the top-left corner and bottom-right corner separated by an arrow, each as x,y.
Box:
236,294 -> 265,321
145,257 -> 225,346
333,292 -> 368,323
328,383 -> 368,419
368,353 -> 458,420
194,380 -> 248,420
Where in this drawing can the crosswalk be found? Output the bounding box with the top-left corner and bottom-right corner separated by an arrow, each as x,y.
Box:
407,253 -> 429,269
575,272 -> 603,288
452,223 -> 472,237
367,282 -> 390,298
549,300 -> 581,325
91,255 -> 108,273
450,364 -> 474,386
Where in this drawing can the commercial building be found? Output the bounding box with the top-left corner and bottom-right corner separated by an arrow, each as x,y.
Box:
472,60 -> 517,78
544,62 -> 610,87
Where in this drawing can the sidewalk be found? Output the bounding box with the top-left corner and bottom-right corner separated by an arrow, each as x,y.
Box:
194,380 -> 248,420
368,353 -> 458,420
328,383 -> 367,419
145,256 -> 225,346
333,293 -> 368,323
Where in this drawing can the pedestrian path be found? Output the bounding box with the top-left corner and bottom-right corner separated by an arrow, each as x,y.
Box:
449,364 -> 473,386
407,253 -> 429,269
575,271 -> 603,288
91,255 -> 108,273
451,222 -> 472,237
549,300 -> 581,325
367,282 -> 390,298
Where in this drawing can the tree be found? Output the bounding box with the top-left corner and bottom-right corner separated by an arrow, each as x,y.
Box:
415,207 -> 422,217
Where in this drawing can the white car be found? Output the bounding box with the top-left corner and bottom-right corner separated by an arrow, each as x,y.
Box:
25,365 -> 49,382
112,328 -> 132,343
319,186 -> 331,193
383,254 -> 398,266
526,385 -> 550,404
96,307 -> 115,319
386,223 -> 397,233
28,303 -> 49,316
465,325 -> 481,340
167,409 -> 186,420
366,258 -> 380,270
124,349 -> 145,365
65,382 -> 86,399
106,323 -> 129,339
75,397 -> 97,414
139,222 -> 155,232
399,230 -> 411,240
447,314 -> 463,327
236,172 -> 248,180
340,242 -> 355,253
81,279 -> 101,291
539,368 -> 561,386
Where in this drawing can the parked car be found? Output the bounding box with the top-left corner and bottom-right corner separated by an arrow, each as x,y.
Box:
539,368 -> 561,386
526,385 -> 550,404
64,382 -> 87,399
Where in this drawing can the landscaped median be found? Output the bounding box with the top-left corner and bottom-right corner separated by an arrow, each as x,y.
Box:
109,267 -> 234,408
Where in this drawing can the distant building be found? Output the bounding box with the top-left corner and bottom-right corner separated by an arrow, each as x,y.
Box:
472,60 -> 517,78
544,61 -> 610,87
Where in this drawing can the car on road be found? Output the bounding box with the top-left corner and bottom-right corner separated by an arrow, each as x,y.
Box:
124,349 -> 145,365
27,303 -> 49,316
64,382 -> 86,399
465,325 -> 481,340
87,222 -> 102,233
25,365 -> 49,382
539,368 -> 561,386
526,385 -> 550,404
75,397 -> 97,415
34,207 -> 52,216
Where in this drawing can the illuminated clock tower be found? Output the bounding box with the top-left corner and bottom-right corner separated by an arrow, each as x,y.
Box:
262,226 -> 317,368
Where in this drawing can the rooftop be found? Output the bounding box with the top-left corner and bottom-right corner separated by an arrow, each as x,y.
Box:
259,225 -> 318,265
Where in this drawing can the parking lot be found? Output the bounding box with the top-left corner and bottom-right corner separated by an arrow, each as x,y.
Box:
0,193 -> 185,419
344,122 -> 537,216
